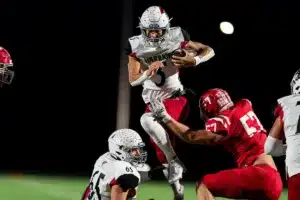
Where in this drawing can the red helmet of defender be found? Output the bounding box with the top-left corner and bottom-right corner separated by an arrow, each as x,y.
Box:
0,46 -> 14,85
199,88 -> 234,120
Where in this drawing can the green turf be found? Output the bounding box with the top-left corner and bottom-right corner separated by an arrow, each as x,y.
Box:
0,175 -> 287,200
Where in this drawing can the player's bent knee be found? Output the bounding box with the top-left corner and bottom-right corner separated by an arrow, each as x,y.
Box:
140,113 -> 154,131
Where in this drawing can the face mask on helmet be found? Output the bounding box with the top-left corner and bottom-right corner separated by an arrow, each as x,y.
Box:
142,28 -> 167,42
0,64 -> 14,85
121,142 -> 147,164
199,97 -> 214,121
291,69 -> 300,95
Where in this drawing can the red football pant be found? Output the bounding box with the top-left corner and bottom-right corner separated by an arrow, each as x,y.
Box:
200,165 -> 282,200
145,96 -> 189,164
288,173 -> 300,200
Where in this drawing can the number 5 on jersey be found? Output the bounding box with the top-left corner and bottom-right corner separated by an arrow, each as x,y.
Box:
240,111 -> 265,138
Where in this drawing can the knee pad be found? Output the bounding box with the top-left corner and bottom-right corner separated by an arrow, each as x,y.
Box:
140,113 -> 154,132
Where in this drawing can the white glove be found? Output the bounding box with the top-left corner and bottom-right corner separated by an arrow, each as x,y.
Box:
149,99 -> 171,123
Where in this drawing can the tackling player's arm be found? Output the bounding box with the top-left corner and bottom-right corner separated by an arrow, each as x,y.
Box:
150,99 -> 224,144
163,118 -> 224,145
264,104 -> 286,156
125,41 -> 162,87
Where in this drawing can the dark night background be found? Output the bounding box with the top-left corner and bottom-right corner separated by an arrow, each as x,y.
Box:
1,0 -> 299,186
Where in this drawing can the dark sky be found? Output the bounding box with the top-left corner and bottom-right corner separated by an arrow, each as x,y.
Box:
1,0 -> 299,180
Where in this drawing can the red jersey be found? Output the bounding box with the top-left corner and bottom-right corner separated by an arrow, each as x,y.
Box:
205,99 -> 267,168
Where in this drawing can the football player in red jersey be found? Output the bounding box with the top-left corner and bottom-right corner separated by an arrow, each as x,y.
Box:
0,46 -> 14,86
149,88 -> 283,200
265,69 -> 300,200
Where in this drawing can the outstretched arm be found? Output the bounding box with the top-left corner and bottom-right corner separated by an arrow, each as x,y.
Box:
164,117 -> 223,145
150,99 -> 223,144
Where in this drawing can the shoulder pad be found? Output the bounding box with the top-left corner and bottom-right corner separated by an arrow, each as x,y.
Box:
114,161 -> 140,181
128,35 -> 143,53
169,27 -> 185,43
241,99 -> 252,107
277,94 -> 294,104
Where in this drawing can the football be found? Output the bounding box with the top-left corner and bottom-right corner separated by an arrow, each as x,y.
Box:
173,49 -> 198,57
173,49 -> 186,57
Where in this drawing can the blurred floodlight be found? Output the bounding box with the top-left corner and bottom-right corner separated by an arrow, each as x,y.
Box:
220,21 -> 234,34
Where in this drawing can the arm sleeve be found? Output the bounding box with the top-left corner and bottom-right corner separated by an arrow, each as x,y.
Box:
110,161 -> 140,191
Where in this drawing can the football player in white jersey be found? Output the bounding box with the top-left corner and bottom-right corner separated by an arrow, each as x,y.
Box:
265,69 -> 300,200
0,46 -> 14,85
81,129 -> 149,200
124,6 -> 215,199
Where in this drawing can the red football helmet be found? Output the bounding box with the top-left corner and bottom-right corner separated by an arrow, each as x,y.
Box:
199,88 -> 234,120
0,46 -> 14,85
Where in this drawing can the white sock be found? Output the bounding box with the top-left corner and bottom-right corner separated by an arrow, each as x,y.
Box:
162,164 -> 169,178
140,113 -> 177,163
163,165 -> 183,195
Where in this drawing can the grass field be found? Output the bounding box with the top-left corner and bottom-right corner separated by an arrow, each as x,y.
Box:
0,175 -> 288,200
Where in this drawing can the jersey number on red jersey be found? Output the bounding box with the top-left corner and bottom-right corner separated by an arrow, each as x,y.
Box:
240,111 -> 264,138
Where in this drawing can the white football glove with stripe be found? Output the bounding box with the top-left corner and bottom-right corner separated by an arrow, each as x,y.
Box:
149,99 -> 171,123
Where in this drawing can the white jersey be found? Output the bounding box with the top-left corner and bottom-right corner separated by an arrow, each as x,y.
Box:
83,152 -> 141,200
277,94 -> 300,177
127,27 -> 188,103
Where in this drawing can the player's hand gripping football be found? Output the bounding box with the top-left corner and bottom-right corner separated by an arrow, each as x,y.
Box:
149,99 -> 171,123
171,49 -> 196,68
146,61 -> 164,77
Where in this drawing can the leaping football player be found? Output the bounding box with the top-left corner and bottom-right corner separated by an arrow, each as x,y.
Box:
124,6 -> 214,199
265,69 -> 300,200
149,88 -> 282,200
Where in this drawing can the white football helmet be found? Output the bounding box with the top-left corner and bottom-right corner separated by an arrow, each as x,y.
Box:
108,129 -> 147,164
139,6 -> 172,46
291,69 -> 300,94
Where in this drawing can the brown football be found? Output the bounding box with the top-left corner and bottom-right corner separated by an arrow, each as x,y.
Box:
173,49 -> 186,57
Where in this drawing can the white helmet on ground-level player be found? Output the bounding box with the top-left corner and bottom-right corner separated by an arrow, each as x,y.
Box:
108,129 -> 147,164
0,47 -> 14,85
291,69 -> 300,94
139,6 -> 172,46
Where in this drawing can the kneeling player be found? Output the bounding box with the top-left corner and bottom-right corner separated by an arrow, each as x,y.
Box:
81,129 -> 149,200
265,69 -> 300,200
150,88 -> 283,200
